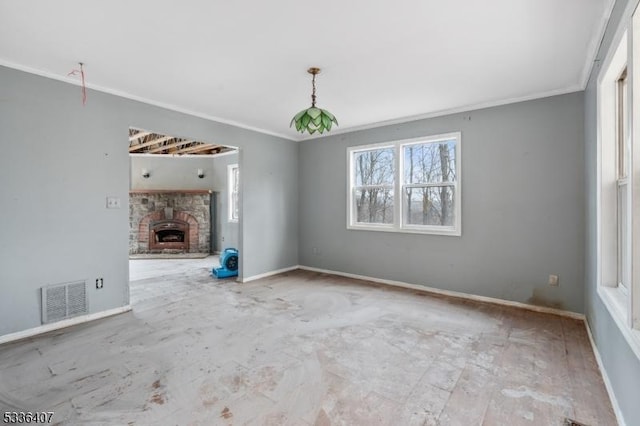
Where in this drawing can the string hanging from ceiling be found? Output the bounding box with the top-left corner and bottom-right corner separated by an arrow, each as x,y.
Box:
67,62 -> 87,106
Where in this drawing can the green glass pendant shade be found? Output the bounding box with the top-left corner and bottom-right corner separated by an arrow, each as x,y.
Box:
290,67 -> 338,135
290,107 -> 338,135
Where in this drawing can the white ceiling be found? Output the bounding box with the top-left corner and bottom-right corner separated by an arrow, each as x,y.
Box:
0,0 -> 613,141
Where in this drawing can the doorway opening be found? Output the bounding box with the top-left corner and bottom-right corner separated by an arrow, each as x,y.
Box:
127,127 -> 241,292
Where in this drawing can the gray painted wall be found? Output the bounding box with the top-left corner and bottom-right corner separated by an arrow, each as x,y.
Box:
211,153 -> 239,251
584,0 -> 640,424
299,92 -> 585,313
130,154 -> 225,190
0,66 -> 298,336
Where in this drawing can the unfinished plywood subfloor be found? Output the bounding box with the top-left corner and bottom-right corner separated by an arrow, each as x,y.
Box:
0,258 -> 616,425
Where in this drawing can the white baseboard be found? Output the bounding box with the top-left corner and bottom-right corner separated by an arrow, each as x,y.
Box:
241,265 -> 300,283
298,265 -> 585,320
0,305 -> 132,346
584,320 -> 627,426
584,319 -> 626,426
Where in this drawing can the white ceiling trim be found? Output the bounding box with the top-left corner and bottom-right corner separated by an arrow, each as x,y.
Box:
301,84 -> 584,142
580,0 -> 617,87
0,0 -> 615,148
0,56 -> 588,144
0,0 -> 616,142
301,0 -> 616,142
0,59 -> 297,142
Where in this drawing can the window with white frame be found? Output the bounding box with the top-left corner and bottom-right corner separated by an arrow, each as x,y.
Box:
228,164 -> 239,222
347,132 -> 461,236
597,19 -> 640,359
616,67 -> 630,294
598,30 -> 628,298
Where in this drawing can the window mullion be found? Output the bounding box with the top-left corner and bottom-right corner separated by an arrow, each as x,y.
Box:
354,185 -> 394,190
403,182 -> 456,189
395,141 -> 402,230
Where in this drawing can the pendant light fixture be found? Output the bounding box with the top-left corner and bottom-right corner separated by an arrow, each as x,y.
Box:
290,67 -> 338,135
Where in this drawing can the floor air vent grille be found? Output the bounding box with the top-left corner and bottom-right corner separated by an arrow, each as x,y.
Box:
41,280 -> 88,324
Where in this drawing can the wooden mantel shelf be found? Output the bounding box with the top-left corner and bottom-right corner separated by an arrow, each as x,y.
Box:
129,189 -> 212,194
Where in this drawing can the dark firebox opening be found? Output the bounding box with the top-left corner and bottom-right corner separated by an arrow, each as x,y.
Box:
156,230 -> 185,243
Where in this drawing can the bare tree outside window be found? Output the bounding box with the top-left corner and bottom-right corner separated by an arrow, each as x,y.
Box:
348,133 -> 461,235
403,140 -> 456,226
353,147 -> 394,224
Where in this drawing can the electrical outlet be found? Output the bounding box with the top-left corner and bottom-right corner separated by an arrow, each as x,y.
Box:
548,274 -> 559,286
96,278 -> 104,289
106,196 -> 121,209
312,247 -> 321,255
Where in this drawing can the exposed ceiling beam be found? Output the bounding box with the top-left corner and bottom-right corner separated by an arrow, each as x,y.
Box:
173,143 -> 222,155
127,128 -> 230,155
147,139 -> 194,154
129,135 -> 174,152
128,131 -> 151,142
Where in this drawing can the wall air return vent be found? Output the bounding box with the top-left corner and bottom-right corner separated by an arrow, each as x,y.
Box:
41,280 -> 88,324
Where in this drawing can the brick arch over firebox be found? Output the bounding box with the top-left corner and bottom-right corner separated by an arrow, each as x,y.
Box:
137,210 -> 199,253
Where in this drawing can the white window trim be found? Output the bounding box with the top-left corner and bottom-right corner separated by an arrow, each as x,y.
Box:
228,163 -> 239,223
632,6 -> 640,337
596,13 -> 640,361
346,132 -> 461,236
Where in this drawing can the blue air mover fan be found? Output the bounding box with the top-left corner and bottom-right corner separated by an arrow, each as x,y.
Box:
212,248 -> 239,279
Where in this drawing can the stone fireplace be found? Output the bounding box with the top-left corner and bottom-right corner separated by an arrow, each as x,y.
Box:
129,190 -> 211,254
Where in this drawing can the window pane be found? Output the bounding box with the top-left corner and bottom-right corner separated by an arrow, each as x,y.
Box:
617,69 -> 628,179
403,141 -> 456,184
404,186 -> 455,226
354,148 -> 395,186
232,193 -> 239,220
229,165 -> 239,222
233,167 -> 239,192
355,188 -> 394,224
618,181 -> 629,290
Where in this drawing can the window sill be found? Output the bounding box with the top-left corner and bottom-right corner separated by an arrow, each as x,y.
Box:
597,285 -> 640,361
347,224 -> 461,237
